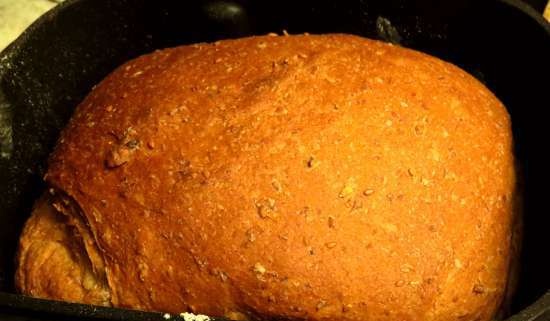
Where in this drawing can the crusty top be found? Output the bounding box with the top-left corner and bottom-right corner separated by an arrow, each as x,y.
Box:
43,34 -> 515,321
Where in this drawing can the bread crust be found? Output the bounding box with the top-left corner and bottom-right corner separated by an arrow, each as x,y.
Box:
16,34 -> 515,321
15,194 -> 110,305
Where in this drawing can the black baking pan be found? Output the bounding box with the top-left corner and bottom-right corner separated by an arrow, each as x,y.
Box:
1,0 -> 549,320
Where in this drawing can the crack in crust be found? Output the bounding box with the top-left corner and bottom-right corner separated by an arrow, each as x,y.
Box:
15,192 -> 111,306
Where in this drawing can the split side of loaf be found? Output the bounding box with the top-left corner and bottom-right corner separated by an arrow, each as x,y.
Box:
16,34 -> 516,321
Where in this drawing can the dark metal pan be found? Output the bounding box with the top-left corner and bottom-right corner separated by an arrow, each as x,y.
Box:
1,0 -> 549,320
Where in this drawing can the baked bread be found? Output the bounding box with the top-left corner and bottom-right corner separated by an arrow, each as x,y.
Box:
15,34 -> 516,321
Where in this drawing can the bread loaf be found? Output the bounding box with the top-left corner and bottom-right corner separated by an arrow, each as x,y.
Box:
16,34 -> 516,321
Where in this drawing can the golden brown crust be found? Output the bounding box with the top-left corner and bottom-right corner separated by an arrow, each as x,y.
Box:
17,34 -> 515,321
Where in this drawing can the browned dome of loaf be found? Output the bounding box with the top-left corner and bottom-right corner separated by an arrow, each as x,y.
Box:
16,34 -> 516,321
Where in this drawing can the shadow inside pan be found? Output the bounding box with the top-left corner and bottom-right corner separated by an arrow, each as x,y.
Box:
0,0 -> 549,320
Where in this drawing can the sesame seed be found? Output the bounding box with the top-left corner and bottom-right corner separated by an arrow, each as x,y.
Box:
455,258 -> 463,269
256,199 -> 277,219
473,284 -> 485,294
272,179 -> 282,192
253,263 -> 266,274
363,189 -> 375,196
328,216 -> 336,228
279,234 -> 289,241
306,156 -> 318,168
430,149 -> 441,161
325,242 -> 337,249
219,271 -> 228,282
400,264 -> 413,273
339,180 -> 356,198
246,229 -> 256,243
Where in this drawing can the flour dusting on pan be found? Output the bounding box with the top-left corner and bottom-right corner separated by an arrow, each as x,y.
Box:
179,312 -> 210,321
